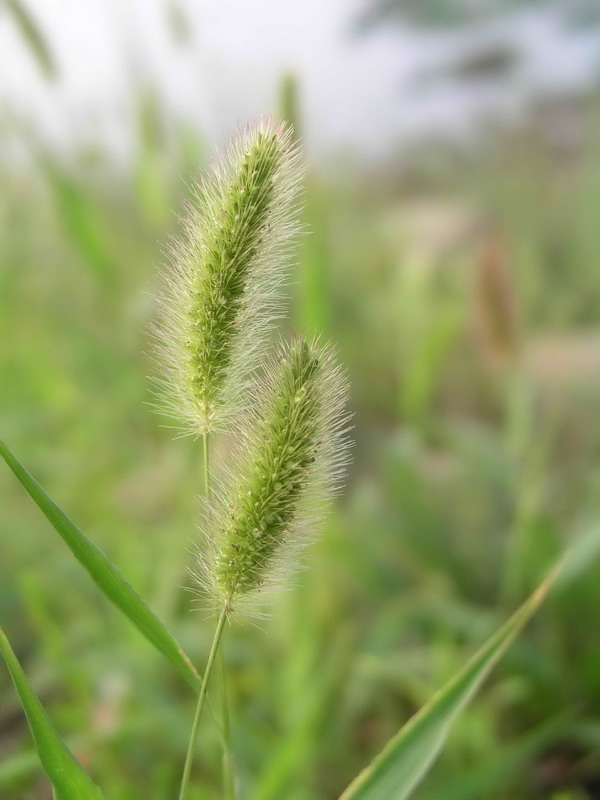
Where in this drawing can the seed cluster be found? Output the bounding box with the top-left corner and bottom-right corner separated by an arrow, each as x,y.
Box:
155,121 -> 303,436
196,337 -> 350,610
186,132 -> 280,428
156,119 -> 350,614
215,341 -> 321,597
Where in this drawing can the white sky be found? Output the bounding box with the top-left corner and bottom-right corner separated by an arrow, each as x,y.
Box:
0,0 -> 598,162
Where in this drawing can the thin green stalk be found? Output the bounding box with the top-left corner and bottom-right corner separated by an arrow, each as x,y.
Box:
203,432 -> 235,799
203,431 -> 210,497
219,646 -> 235,799
178,603 -> 229,800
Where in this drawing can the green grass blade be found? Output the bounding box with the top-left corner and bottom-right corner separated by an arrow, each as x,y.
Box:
0,627 -> 103,800
0,439 -> 200,690
339,563 -> 563,800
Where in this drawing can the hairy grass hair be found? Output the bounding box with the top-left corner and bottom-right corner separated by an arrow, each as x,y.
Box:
193,336 -> 351,613
154,120 -> 303,435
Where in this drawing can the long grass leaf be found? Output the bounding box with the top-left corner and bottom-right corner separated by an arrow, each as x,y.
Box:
0,439 -> 200,690
339,562 -> 563,800
0,627 -> 103,799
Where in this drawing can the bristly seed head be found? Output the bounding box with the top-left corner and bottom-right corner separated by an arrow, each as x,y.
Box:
154,120 -> 303,435
193,337 -> 351,612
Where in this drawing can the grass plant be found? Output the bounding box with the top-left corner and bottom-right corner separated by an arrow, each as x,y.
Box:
1,113 -> 600,799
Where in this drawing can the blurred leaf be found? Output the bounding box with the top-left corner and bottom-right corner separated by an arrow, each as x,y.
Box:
339,562 -> 564,800
0,439 -> 201,690
253,626 -> 348,800
422,715 -> 569,799
279,71 -> 301,140
167,1 -> 191,44
0,627 -> 103,799
554,522 -> 600,590
357,0 -> 489,29
43,163 -> 114,284
0,748 -> 40,786
357,0 -> 600,30
400,307 -> 460,424
133,88 -> 170,226
5,0 -> 56,78
295,179 -> 330,336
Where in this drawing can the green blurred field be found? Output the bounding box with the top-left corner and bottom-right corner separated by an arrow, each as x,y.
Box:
2,87 -> 600,799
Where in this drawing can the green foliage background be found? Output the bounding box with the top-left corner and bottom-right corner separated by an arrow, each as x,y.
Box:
2,9 -> 600,798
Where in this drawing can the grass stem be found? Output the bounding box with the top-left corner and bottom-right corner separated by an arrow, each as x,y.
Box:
219,645 -> 235,799
203,431 -> 235,798
178,602 -> 229,800
203,431 -> 210,497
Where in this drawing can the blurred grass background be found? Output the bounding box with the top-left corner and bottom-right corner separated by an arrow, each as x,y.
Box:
2,2 -> 600,798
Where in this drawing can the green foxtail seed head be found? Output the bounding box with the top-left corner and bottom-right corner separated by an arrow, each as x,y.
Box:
155,120 -> 303,435
193,336 -> 351,612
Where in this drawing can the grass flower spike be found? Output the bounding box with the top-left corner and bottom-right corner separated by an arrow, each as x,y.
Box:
156,120 -> 303,435
195,336 -> 351,612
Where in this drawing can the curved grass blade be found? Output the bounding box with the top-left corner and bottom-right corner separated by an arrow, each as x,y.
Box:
339,563 -> 563,800
0,627 -> 103,800
0,439 -> 200,690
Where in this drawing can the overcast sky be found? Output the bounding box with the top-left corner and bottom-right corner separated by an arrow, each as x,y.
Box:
0,0 -> 598,162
